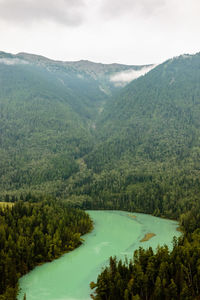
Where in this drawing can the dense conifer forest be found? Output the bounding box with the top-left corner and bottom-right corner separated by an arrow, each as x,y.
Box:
91,205 -> 200,299
1,52 -> 200,224
0,51 -> 200,299
0,199 -> 93,300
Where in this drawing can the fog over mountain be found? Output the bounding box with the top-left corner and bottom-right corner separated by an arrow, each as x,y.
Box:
0,0 -> 200,299
1,49 -> 200,300
110,64 -> 156,86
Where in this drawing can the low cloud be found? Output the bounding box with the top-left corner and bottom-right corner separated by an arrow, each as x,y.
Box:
0,58 -> 29,65
110,65 -> 156,86
0,0 -> 86,26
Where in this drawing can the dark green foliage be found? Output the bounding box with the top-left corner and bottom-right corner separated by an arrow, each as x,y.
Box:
91,208 -> 200,300
64,52 -> 200,220
88,53 -> 200,300
0,199 -> 93,300
1,51 -> 200,299
1,52 -> 200,221
0,52 -> 145,197
0,60 -> 94,194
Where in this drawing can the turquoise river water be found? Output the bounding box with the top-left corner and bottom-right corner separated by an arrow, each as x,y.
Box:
18,210 -> 181,300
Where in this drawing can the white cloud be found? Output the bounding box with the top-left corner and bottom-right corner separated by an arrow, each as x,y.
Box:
0,58 -> 29,65
110,65 -> 157,86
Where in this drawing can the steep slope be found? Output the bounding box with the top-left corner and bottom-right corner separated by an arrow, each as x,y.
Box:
0,52 -> 105,120
16,52 -> 152,95
87,53 -> 200,169
0,51 -> 150,119
1,50 -> 200,218
0,60 -> 93,195
0,51 -> 148,197
69,53 -> 200,217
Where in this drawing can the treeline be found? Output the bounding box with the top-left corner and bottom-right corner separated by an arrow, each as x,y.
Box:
51,53 -> 200,222
0,199 -> 93,300
63,164 -> 200,222
4,160 -> 199,222
91,205 -> 200,300
1,53 -> 200,219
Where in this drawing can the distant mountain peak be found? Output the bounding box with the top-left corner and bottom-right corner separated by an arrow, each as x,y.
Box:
0,50 -> 157,93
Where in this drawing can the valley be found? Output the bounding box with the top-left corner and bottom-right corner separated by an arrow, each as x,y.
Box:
0,50 -> 200,299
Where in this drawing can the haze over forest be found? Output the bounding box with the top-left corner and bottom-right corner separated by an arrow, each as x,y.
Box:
0,49 -> 200,300
0,48 -> 200,299
0,0 -> 200,299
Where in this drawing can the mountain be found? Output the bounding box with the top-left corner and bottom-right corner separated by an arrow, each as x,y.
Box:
69,52 -> 200,218
16,52 -> 153,92
87,52 -> 200,169
1,50 -> 200,219
1,50 -> 200,300
0,51 -> 148,197
0,51 -> 151,102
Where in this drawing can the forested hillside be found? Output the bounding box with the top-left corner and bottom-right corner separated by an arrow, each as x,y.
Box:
0,199 -> 93,300
0,51 -> 146,198
67,53 -> 200,219
0,61 -> 92,194
1,51 -> 200,221
1,51 -> 200,299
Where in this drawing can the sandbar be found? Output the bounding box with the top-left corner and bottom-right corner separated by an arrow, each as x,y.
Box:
140,233 -> 156,242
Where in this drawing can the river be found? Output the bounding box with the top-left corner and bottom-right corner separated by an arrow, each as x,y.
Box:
18,210 -> 181,300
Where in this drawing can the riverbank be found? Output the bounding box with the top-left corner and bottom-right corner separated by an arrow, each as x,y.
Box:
18,210 -> 181,300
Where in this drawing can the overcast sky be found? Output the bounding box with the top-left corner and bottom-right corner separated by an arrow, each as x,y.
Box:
0,0 -> 199,65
